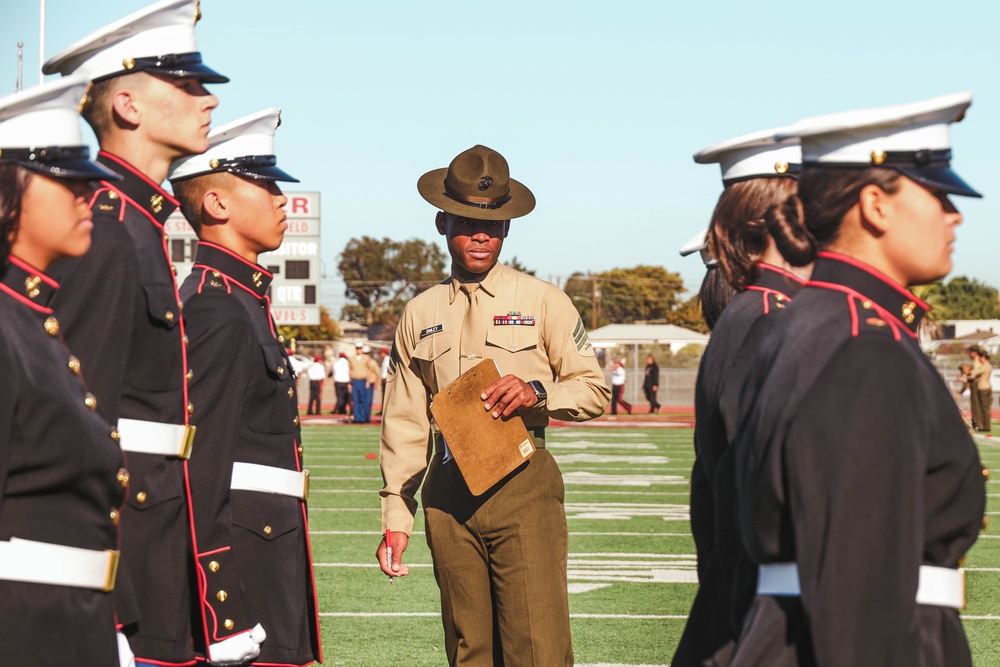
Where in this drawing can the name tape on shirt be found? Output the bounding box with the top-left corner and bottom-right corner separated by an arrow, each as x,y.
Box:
420,324 -> 444,339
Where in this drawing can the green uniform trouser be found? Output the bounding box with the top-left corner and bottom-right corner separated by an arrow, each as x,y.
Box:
422,448 -> 573,667
976,389 -> 993,431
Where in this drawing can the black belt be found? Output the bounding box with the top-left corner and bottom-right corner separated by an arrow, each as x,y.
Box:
434,427 -> 546,451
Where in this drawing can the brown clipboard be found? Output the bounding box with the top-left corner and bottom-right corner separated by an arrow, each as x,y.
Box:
430,359 -> 536,496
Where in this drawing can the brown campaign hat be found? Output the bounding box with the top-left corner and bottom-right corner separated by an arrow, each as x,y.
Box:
417,145 -> 535,220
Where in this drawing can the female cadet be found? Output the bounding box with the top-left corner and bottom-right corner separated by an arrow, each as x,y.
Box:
732,94 -> 986,667
673,130 -> 812,666
0,78 -> 129,664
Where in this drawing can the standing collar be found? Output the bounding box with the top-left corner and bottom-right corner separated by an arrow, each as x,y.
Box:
449,261 -> 503,304
97,151 -> 179,225
0,256 -> 59,312
807,251 -> 929,335
192,241 -> 272,297
752,263 -> 806,297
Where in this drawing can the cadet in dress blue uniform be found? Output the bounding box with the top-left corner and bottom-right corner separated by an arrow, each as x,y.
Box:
42,2 -> 227,664
0,78 -> 129,666
731,94 -> 987,667
673,130 -> 812,667
170,109 -> 322,666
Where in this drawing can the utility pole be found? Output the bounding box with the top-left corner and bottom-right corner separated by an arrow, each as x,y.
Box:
39,0 -> 46,85
16,41 -> 24,92
591,277 -> 601,331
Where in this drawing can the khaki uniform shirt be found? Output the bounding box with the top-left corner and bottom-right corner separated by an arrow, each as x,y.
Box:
379,262 -> 611,534
972,357 -> 993,390
349,353 -> 371,380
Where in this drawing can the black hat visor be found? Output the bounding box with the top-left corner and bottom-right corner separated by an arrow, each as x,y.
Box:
109,52 -> 228,83
896,165 -> 981,199
2,146 -> 122,182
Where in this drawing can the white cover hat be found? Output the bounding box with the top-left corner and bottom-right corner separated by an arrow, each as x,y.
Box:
0,77 -> 119,181
777,92 -> 979,198
168,108 -> 298,183
43,0 -> 227,84
678,228 -> 717,267
694,127 -> 801,185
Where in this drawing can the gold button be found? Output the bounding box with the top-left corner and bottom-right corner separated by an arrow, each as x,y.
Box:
216,590 -> 228,602
862,300 -> 873,309
136,491 -> 147,504
871,149 -> 887,165
68,356 -> 81,374
186,369 -> 194,381
43,317 -> 59,336
212,271 -> 221,278
117,468 -> 130,487
277,366 -> 285,376
984,468 -> 991,481
107,190 -> 119,200
984,515 -> 991,531
224,619 -> 235,631
183,335 -> 190,347
171,265 -> 178,275
187,402 -> 195,416
110,509 -> 119,525
165,311 -> 175,322
122,57 -> 135,70
162,234 -> 168,243
210,158 -> 220,169
110,428 -> 120,442
177,300 -> 184,311
209,560 -> 220,573
84,393 -> 98,411
287,387 -> 294,398
293,416 -> 300,426
263,525 -> 273,535
298,446 -> 304,455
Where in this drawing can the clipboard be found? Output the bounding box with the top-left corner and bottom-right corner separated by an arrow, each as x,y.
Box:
430,359 -> 536,495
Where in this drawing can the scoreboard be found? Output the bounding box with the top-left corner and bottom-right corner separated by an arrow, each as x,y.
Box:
165,191 -> 322,325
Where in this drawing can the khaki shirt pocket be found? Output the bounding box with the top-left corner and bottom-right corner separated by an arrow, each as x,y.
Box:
412,332 -> 454,363
486,325 -> 539,354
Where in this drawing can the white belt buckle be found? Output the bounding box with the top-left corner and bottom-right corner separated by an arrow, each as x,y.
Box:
916,565 -> 965,610
0,538 -> 119,591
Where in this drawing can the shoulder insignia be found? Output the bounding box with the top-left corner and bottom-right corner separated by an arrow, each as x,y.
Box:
386,343 -> 399,380
572,317 -> 592,352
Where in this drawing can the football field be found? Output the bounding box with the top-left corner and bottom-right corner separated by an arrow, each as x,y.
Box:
303,423 -> 1000,666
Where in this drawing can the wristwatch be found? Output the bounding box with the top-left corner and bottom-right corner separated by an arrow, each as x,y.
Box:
528,380 -> 547,408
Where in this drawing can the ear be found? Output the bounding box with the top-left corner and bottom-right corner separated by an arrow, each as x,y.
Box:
435,211 -> 448,236
858,183 -> 892,234
202,187 -> 230,224
110,88 -> 141,127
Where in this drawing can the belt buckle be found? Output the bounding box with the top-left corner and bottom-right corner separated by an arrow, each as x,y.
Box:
178,424 -> 197,459
958,568 -> 967,611
104,550 -> 121,592
302,469 -> 310,501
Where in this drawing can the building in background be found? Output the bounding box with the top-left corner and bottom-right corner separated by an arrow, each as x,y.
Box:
166,191 -> 321,325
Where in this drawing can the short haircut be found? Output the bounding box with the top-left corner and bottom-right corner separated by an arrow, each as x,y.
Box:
172,172 -> 229,236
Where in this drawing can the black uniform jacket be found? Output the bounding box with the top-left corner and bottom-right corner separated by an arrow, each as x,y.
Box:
673,263 -> 804,667
0,257 -> 126,665
731,252 -> 986,667
48,151 -> 196,664
180,242 -> 321,666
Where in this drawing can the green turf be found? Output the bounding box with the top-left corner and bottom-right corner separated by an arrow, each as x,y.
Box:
302,424 -> 1000,666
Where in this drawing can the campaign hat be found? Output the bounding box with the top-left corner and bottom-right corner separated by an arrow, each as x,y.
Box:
778,92 -> 980,198
43,0 -> 228,84
417,145 -> 535,220
168,108 -> 297,183
0,77 -> 120,182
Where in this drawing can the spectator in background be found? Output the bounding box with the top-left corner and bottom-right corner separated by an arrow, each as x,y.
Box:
306,355 -> 326,415
643,354 -> 661,414
968,346 -> 993,432
333,352 -> 351,415
611,359 -> 632,414
380,347 -> 391,412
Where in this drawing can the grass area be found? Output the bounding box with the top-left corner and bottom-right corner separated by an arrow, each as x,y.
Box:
303,424 -> 1000,666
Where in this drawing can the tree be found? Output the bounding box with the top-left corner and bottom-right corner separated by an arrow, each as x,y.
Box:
565,265 -> 686,328
669,294 -> 709,333
338,236 -> 448,326
278,306 -> 340,343
922,276 -> 1000,320
507,256 -> 536,276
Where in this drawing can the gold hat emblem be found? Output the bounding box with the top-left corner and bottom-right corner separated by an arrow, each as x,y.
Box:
78,83 -> 93,114
774,161 -> 789,174
252,271 -> 263,288
123,57 -> 136,70
150,194 -> 164,214
24,275 -> 41,299
871,150 -> 887,165
194,0 -> 202,22
901,300 -> 916,324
